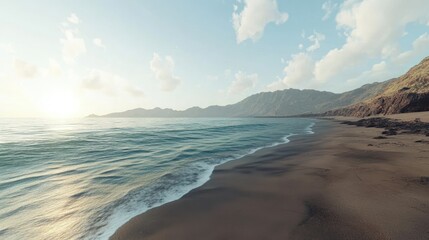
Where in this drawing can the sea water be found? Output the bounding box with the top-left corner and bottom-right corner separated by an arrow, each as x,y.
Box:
0,117 -> 314,240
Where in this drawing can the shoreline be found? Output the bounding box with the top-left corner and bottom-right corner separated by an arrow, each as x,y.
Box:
110,116 -> 429,240
95,120 -> 316,239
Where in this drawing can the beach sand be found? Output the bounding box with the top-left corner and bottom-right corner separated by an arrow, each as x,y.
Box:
110,115 -> 429,240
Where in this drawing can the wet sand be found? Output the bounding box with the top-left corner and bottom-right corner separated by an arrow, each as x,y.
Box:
111,117 -> 429,240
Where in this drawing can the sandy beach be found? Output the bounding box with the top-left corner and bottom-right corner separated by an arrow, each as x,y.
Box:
111,114 -> 429,240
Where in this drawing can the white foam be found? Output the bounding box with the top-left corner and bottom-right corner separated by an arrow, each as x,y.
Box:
305,122 -> 316,134
93,121 -> 317,240
91,163 -> 215,240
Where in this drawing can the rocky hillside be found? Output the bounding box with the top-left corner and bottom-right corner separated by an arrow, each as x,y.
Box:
93,57 -> 428,118
95,80 -> 391,118
325,57 -> 429,117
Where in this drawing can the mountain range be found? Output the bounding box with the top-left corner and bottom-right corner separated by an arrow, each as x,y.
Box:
90,56 -> 429,118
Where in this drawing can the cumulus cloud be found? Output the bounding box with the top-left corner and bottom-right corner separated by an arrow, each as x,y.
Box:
93,38 -> 106,48
360,61 -> 387,79
314,0 -> 429,82
13,59 -> 38,79
232,0 -> 288,43
346,60 -> 392,86
394,33 -> 429,64
282,53 -> 315,85
67,13 -> 80,24
266,52 -> 315,91
266,78 -> 286,91
306,31 -> 325,52
322,1 -> 338,21
82,69 -> 144,97
60,29 -> 86,63
371,61 -> 387,72
150,53 -> 181,91
228,71 -> 258,94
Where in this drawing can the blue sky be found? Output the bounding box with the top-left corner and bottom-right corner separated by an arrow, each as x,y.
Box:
1,0 -> 429,117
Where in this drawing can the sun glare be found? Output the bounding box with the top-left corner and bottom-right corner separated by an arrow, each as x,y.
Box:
40,92 -> 78,118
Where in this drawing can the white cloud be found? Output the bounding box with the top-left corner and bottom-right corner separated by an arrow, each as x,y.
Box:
82,70 -> 104,90
395,33 -> 429,64
322,1 -> 338,21
314,0 -> 429,82
150,53 -> 181,91
413,32 -> 429,48
266,78 -> 286,91
67,13 -> 80,24
228,71 -> 258,94
282,52 -> 315,86
371,61 -> 387,72
266,52 -> 316,91
232,0 -> 288,43
306,31 -> 325,52
60,29 -> 86,63
124,86 -> 145,97
13,59 -> 38,79
82,69 -> 144,97
93,38 -> 106,48
355,61 -> 388,81
346,60 -> 393,87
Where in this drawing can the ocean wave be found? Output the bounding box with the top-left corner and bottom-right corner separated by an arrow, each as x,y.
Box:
88,121 -> 316,240
0,118 -> 316,240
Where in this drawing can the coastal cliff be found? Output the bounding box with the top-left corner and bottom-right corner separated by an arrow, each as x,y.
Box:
325,57 -> 429,117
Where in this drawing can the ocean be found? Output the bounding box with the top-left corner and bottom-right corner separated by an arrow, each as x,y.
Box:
0,117 -> 314,240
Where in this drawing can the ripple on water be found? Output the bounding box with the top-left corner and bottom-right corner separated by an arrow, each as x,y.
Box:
0,118 -> 316,240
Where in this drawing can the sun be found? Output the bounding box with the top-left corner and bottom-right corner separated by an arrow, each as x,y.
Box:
39,91 -> 78,118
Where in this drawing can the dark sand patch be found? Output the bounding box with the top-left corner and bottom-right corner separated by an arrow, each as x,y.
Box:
111,117 -> 429,240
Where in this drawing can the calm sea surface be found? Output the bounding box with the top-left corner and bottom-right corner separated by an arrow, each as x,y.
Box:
0,117 -> 314,240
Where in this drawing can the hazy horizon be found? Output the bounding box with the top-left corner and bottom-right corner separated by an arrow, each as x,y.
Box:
1,0 -> 429,118
1,2 -> 429,239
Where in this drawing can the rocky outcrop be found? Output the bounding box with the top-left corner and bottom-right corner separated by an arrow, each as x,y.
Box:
325,92 -> 429,117
324,56 -> 429,117
341,117 -> 429,136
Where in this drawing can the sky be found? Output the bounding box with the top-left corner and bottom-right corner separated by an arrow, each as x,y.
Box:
1,0 -> 429,118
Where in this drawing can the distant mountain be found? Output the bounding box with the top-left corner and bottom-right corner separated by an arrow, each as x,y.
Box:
90,57 -> 428,118
91,79 -> 392,118
325,56 -> 429,117
101,107 -> 180,118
